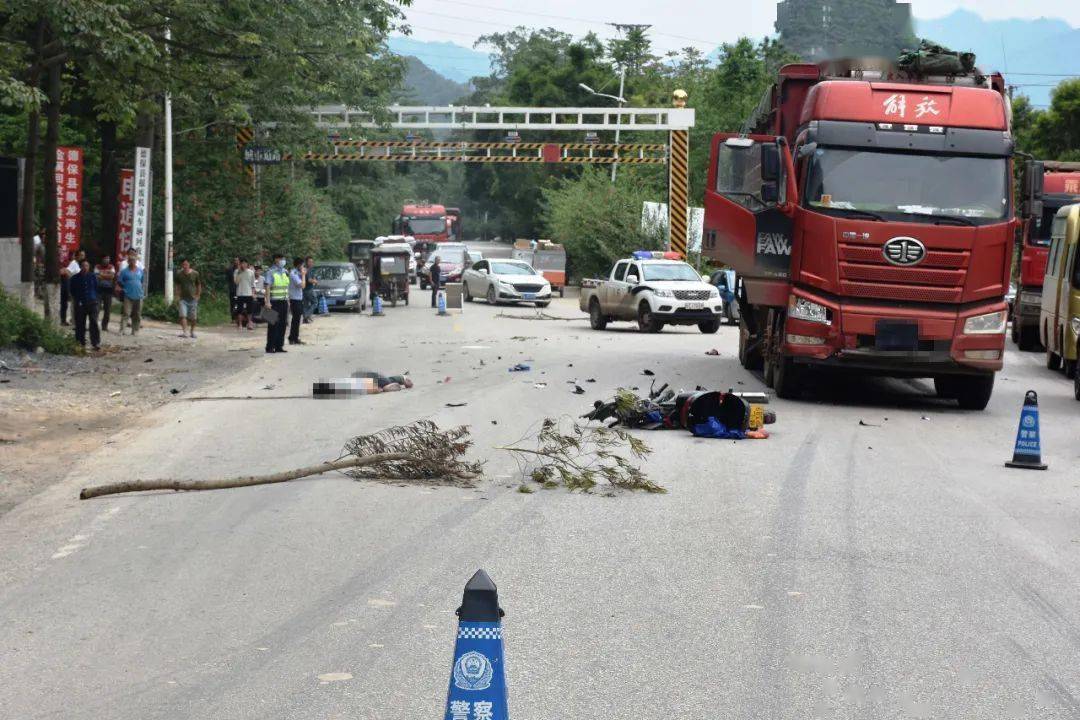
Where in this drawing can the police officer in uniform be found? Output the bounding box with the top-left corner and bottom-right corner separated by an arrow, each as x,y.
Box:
264,252 -> 291,353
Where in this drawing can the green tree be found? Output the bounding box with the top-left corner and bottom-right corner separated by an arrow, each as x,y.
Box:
1027,79 -> 1080,162
541,167 -> 665,279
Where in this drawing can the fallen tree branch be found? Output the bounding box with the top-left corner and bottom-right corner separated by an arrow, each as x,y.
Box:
79,453 -> 410,500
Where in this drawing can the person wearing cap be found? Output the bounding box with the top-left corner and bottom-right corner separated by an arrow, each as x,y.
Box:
264,253 -> 290,353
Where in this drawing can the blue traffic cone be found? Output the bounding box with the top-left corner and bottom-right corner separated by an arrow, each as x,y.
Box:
444,570 -> 509,720
437,290 -> 448,316
318,294 -> 329,315
1005,390 -> 1048,470
372,295 -> 384,316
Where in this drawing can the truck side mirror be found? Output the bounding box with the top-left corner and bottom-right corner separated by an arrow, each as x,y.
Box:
1024,160 -> 1045,199
760,143 -> 781,183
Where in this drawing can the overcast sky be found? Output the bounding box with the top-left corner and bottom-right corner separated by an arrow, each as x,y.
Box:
401,0 -> 1079,54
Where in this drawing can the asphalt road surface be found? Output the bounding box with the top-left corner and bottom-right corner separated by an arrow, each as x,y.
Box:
2,295 -> 1079,720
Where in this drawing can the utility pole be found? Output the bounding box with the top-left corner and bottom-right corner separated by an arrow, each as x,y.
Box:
607,23 -> 651,183
163,25 -> 175,304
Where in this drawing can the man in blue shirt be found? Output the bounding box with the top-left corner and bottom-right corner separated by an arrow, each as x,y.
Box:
69,258 -> 101,350
287,257 -> 306,345
116,255 -> 146,336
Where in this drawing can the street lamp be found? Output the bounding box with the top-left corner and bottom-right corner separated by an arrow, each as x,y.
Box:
579,73 -> 628,182
578,83 -> 626,104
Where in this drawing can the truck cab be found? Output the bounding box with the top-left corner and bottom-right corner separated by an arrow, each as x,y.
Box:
1013,161 -> 1080,351
704,63 -> 1015,409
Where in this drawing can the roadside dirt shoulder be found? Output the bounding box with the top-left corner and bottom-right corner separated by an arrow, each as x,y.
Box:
0,319 -> 272,515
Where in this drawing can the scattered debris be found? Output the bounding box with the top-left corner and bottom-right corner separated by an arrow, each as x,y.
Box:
80,420 -> 482,499
509,363 -> 531,372
144,358 -> 153,363
509,336 -> 536,341
110,391 -> 121,398
584,381 -> 775,439
572,385 -> 585,395
705,349 -> 720,356
445,402 -> 467,408
169,388 -> 180,395
642,369 -> 655,376
499,418 -> 663,494
586,378 -> 596,383
533,382 -> 547,389
858,420 -> 880,427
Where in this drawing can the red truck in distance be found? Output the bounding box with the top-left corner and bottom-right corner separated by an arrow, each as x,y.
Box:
393,202 -> 449,244
704,62 -> 1015,410
1012,161 -> 1080,350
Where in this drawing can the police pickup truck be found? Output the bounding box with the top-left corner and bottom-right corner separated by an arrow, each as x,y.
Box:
579,252 -> 723,333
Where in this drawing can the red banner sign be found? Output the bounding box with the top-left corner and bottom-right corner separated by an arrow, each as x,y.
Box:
55,146 -> 83,264
115,168 -> 135,261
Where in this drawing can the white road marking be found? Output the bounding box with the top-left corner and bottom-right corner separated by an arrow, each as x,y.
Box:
367,598 -> 397,608
50,507 -> 123,560
317,672 -> 353,684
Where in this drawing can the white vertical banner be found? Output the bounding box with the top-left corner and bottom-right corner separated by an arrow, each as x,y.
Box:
131,146 -> 152,287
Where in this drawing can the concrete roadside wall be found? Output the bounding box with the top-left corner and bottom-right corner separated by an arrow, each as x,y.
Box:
0,236 -> 21,291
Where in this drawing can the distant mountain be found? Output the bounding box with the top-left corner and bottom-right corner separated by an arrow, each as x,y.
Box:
388,37 -> 491,84
915,10 -> 1079,107
399,56 -> 470,105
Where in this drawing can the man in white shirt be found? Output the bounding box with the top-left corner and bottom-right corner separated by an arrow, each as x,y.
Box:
59,249 -> 85,326
233,258 -> 255,330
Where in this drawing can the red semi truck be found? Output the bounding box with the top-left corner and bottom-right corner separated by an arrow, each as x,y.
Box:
392,202 -> 450,244
1012,161 -> 1080,350
704,62 -> 1016,409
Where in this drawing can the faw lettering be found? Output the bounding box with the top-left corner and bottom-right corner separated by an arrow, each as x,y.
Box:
756,233 -> 791,256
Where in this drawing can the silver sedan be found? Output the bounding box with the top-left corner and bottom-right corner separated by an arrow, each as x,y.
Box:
462,259 -> 553,307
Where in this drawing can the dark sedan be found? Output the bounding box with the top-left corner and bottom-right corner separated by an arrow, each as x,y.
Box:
310,262 -> 365,312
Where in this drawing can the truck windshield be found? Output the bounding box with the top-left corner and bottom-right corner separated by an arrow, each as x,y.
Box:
406,218 -> 446,235
642,263 -> 702,281
806,148 -> 1008,224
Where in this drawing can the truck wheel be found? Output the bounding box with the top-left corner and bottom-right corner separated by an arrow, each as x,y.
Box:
1065,357 -> 1077,379
589,299 -> 607,331
463,283 -> 473,302
698,317 -> 721,334
638,302 -> 663,333
738,316 -> 763,370
772,354 -> 802,399
1018,323 -> 1042,352
1074,361 -> 1080,401
933,376 -> 957,399
952,373 -> 994,410
1047,346 -> 1062,371
1010,316 -> 1019,344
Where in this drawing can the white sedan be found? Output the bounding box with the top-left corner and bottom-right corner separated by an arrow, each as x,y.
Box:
462,259 -> 553,307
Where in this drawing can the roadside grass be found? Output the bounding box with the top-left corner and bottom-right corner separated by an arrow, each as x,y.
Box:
142,291 -> 233,326
0,287 -> 78,354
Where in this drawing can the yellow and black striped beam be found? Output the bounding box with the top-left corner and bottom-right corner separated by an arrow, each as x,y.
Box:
329,140 -> 667,153
285,152 -> 665,165
667,129 -> 689,258
236,127 -> 255,185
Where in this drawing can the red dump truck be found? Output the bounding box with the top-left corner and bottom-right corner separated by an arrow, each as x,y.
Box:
1012,161 -> 1080,350
392,202 -> 449,244
704,62 -> 1016,409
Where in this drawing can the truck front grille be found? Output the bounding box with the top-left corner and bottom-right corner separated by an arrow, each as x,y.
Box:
838,242 -> 970,304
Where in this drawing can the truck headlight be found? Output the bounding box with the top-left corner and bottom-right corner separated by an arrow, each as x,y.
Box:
653,288 -> 674,298
1020,291 -> 1041,305
1071,316 -> 1080,338
963,310 -> 1006,335
788,296 -> 831,325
